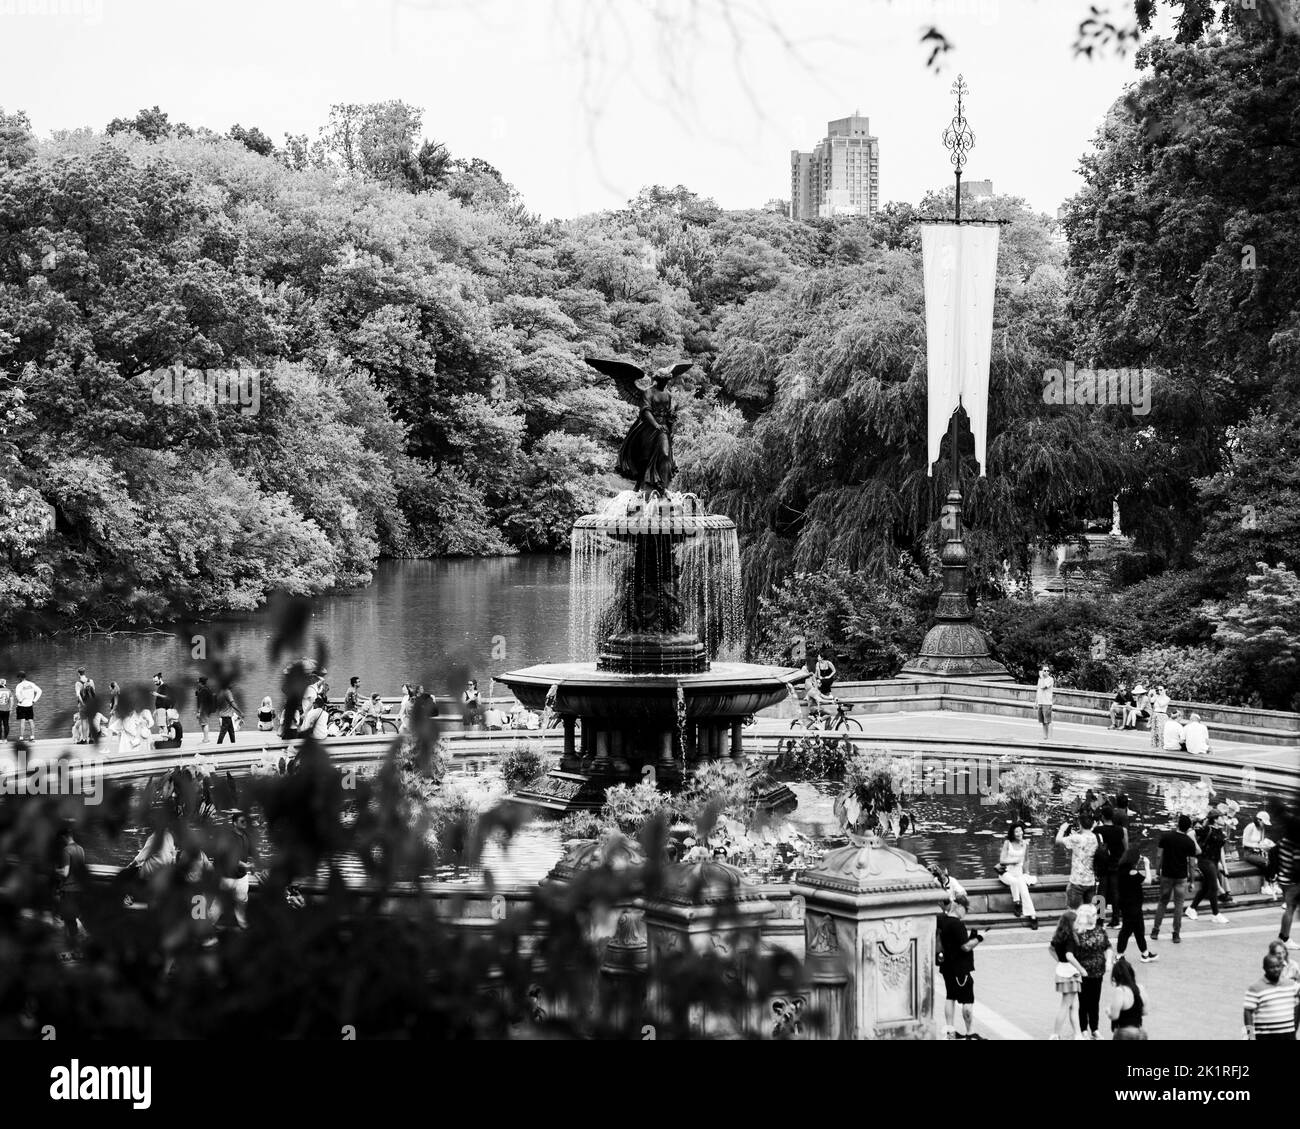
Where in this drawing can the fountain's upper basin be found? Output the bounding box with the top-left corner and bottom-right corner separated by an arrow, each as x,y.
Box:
496,662 -> 804,722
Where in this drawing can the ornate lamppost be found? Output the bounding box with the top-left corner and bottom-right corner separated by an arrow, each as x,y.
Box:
900,76 -> 1012,682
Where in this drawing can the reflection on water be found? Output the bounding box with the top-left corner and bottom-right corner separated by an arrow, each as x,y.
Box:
79,759 -> 1272,890
3,557 -> 571,733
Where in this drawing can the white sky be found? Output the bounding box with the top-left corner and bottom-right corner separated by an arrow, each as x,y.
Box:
4,0 -> 1169,218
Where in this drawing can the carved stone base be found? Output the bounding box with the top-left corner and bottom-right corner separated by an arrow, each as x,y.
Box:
598,631 -> 708,675
899,621 -> 1013,681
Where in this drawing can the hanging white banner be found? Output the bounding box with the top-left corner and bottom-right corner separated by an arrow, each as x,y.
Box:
921,222 -> 1000,476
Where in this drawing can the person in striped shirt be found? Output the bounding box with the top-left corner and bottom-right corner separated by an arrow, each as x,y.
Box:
1243,953 -> 1300,1041
1278,832 -> 1300,951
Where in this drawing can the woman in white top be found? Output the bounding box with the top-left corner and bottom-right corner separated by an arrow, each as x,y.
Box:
397,684 -> 414,733
999,821 -> 1039,929
118,708 -> 154,757
299,695 -> 331,741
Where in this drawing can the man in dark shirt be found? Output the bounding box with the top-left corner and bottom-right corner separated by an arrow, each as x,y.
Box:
152,672 -> 172,734
1152,814 -> 1200,944
937,896 -> 984,1039
1189,811 -> 1231,924
1109,683 -> 1134,729
1096,806 -> 1128,926
194,676 -> 216,744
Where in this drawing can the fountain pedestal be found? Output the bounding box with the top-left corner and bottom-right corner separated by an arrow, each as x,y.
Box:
499,491 -> 802,814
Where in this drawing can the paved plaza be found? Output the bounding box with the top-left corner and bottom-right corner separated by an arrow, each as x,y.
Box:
954,903 -> 1294,1041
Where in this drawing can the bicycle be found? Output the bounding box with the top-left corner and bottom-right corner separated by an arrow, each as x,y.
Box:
790,696 -> 862,733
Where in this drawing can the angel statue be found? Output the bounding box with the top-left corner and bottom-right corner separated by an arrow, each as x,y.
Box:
584,357 -> 694,497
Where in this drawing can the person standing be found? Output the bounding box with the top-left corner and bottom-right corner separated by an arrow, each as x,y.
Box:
1108,957 -> 1150,1040
72,668 -> 91,743
1188,810 -> 1231,924
1115,843 -> 1158,963
1243,811 -> 1281,899
216,811 -> 258,930
937,896 -> 984,1040
1049,908 -> 1084,1040
814,647 -> 837,696
998,821 -> 1039,929
151,673 -> 172,733
1034,665 -> 1054,741
1151,814 -> 1200,945
1057,811 -> 1100,909
1072,902 -> 1113,1039
216,685 -> 242,745
1243,952 -> 1300,1041
1112,793 -> 1134,835
1266,939 -> 1300,984
1149,685 -> 1170,749
1096,806 -> 1127,926
194,676 -> 216,744
107,680 -> 120,721
462,679 -> 482,728
0,678 -> 11,741
13,671 -> 42,741
1276,828 -> 1300,952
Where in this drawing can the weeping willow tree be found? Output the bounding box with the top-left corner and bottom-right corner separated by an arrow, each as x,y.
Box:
676,195 -> 1145,639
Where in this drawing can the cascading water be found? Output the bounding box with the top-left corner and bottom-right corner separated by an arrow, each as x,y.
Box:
568,490 -> 744,672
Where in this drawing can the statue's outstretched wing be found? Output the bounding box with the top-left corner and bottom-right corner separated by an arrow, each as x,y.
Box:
666,362 -> 694,379
584,356 -> 647,404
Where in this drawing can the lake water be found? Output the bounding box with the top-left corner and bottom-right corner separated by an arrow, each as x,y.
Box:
2,556 -> 571,734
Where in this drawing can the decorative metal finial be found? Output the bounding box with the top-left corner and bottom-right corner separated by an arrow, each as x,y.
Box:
941,74 -> 975,222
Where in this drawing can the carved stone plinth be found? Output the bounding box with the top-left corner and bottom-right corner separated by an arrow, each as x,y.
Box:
901,487 -> 1012,682
791,835 -> 948,1039
641,858 -> 775,1039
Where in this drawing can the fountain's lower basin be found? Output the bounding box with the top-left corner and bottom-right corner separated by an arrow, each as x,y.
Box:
497,661 -> 804,720
495,661 -> 805,813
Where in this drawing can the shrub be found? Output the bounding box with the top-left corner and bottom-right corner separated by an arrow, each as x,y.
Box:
599,782 -> 675,836
993,764 -> 1055,823
499,740 -> 553,790
676,760 -> 760,828
753,557 -> 937,679
772,733 -> 853,781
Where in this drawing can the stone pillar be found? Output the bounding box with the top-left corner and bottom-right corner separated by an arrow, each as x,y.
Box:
730,722 -> 744,759
541,830 -> 648,1031
599,908 -> 648,1036
642,859 -> 774,1039
790,835 -> 947,1040
657,731 -> 674,770
563,717 -> 576,760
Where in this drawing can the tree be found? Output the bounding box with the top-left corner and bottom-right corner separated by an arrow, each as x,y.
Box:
1194,410 -> 1300,584
105,105 -> 183,141
229,123 -> 275,157
1209,563 -> 1300,710
1064,25 -> 1300,564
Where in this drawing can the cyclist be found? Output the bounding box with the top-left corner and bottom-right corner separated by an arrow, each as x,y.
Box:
815,647 -> 837,695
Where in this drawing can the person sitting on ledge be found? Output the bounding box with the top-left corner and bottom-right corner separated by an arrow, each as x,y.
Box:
1109,682 -> 1134,730
154,709 -> 184,750
1183,713 -> 1212,757
1161,708 -> 1186,753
